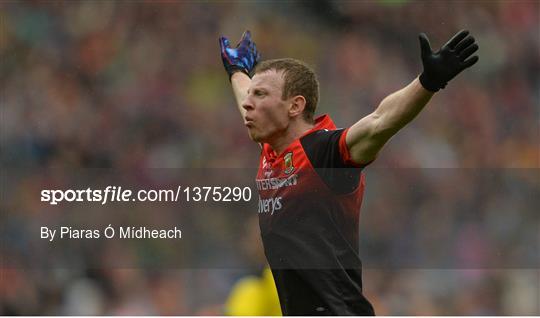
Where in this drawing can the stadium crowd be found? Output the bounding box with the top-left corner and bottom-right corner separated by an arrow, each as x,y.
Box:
1,0 -> 538,315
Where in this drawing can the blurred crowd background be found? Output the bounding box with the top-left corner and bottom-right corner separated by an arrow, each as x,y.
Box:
1,0 -> 538,315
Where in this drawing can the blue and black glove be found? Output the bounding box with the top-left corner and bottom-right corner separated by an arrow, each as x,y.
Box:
418,30 -> 479,92
219,30 -> 261,80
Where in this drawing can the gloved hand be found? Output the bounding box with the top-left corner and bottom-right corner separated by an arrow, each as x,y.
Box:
219,30 -> 261,80
418,30 -> 479,92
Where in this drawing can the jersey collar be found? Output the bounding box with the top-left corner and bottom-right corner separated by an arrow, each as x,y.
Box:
264,114 -> 337,162
300,114 -> 337,138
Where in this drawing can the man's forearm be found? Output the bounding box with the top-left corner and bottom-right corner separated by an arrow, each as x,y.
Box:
345,77 -> 434,164
372,77 -> 434,139
231,72 -> 251,118
346,30 -> 478,165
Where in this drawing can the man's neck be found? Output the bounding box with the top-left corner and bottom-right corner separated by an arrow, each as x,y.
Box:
268,120 -> 314,155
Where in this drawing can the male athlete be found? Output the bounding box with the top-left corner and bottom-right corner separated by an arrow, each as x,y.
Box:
219,30 -> 478,315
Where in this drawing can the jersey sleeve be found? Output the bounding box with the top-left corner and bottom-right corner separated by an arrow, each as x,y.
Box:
300,128 -> 372,194
338,128 -> 374,168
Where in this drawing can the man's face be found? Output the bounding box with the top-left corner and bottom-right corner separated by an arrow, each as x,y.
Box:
242,70 -> 290,143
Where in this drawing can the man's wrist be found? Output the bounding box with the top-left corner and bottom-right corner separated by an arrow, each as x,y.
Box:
230,69 -> 250,82
227,65 -> 249,81
418,72 -> 443,92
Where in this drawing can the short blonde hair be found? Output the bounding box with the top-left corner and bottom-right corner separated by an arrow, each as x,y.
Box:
255,58 -> 319,123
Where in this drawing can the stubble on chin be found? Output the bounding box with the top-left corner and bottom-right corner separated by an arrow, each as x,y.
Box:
247,129 -> 260,142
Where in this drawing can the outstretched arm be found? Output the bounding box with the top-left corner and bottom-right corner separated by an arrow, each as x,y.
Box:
346,30 -> 479,165
346,78 -> 433,164
219,30 -> 260,119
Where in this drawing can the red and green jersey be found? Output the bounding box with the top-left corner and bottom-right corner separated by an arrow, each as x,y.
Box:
256,114 -> 375,315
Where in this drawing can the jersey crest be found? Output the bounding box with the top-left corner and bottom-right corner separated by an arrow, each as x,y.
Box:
283,152 -> 295,175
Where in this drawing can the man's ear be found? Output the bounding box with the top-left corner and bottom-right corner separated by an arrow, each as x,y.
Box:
288,95 -> 307,118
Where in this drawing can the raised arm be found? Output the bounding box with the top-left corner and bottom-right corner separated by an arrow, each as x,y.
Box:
346,30 -> 479,165
219,30 -> 260,119
230,72 -> 251,118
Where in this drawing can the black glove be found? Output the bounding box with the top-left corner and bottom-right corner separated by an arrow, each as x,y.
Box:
418,30 -> 479,92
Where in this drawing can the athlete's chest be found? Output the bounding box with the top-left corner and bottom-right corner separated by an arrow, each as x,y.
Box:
256,141 -> 311,192
256,142 -> 326,217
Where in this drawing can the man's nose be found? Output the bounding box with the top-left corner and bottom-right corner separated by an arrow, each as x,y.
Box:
242,98 -> 254,111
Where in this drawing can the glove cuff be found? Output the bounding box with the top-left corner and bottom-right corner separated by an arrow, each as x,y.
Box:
419,72 -> 444,92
